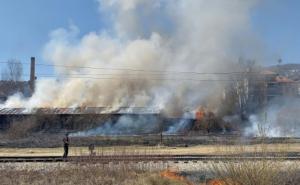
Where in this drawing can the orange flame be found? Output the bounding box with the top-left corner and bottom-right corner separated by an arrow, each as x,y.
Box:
208,178 -> 237,185
195,107 -> 205,121
160,169 -> 193,185
207,179 -> 226,185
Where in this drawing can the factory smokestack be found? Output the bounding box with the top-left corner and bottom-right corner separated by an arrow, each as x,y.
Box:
29,57 -> 36,93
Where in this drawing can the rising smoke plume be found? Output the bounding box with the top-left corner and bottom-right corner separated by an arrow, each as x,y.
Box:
1,0 -> 261,116
12,0 -> 298,137
72,114 -> 161,136
245,97 -> 300,137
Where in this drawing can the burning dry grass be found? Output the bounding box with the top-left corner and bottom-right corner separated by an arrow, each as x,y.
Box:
160,169 -> 193,185
0,163 -> 184,185
206,179 -> 227,185
0,158 -> 299,185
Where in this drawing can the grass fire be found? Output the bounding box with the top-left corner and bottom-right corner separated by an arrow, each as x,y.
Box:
0,0 -> 300,184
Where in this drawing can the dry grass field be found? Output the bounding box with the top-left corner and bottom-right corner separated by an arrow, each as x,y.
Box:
0,163 -> 185,185
0,143 -> 299,156
0,142 -> 299,185
1,134 -> 299,184
0,160 -> 299,185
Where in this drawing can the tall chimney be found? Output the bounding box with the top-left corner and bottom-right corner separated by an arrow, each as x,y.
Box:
29,57 -> 36,93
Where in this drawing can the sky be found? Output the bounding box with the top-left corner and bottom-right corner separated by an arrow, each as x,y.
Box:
0,0 -> 299,79
252,0 -> 300,64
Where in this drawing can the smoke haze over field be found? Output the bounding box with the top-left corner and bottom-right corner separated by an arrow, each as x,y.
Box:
1,0 -> 261,115
245,97 -> 300,137
3,0 -> 299,138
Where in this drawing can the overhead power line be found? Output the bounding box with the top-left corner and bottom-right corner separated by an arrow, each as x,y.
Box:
18,73 -> 300,84
0,61 -> 261,75
2,61 -> 300,83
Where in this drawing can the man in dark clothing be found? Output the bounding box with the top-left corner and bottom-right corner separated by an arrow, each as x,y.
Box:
63,133 -> 69,158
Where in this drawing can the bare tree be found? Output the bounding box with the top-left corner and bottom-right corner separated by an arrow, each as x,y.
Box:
1,59 -> 23,82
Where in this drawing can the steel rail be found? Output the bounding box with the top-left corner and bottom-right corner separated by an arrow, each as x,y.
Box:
0,154 -> 300,163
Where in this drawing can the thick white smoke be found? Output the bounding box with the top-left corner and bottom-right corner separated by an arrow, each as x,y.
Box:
72,115 -> 160,136
1,0 -> 261,116
245,97 -> 300,137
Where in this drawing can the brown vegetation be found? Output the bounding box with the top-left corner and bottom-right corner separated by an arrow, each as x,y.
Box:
6,117 -> 39,138
211,161 -> 300,185
0,164 -> 184,185
1,143 -> 300,157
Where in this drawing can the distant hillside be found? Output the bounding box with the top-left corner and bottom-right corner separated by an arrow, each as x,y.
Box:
266,64 -> 300,81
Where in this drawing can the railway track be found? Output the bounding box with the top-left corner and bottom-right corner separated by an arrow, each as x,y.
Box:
1,153 -> 300,163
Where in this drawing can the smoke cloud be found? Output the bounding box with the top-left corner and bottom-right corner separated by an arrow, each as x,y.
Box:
245,97 -> 300,137
72,115 -> 161,136
3,0 -> 276,137
1,0 -> 261,115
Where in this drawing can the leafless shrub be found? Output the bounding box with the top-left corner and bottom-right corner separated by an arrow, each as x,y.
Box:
210,135 -> 299,185
211,160 -> 299,185
1,59 -> 23,81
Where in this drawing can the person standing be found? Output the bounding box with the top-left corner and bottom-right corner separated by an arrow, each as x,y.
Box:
63,133 -> 69,158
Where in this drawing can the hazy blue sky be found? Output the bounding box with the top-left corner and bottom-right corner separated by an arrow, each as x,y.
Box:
0,0 -> 299,78
252,0 -> 300,64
